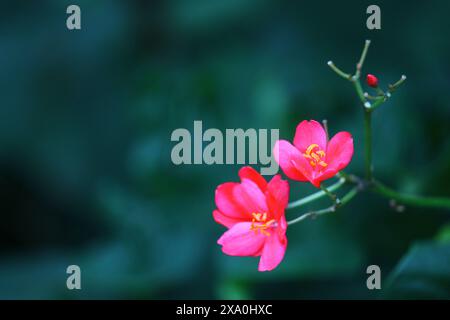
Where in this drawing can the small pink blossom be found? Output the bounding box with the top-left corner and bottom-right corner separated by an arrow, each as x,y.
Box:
213,167 -> 289,272
274,120 -> 354,188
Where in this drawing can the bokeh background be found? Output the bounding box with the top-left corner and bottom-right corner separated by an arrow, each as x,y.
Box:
1,0 -> 450,299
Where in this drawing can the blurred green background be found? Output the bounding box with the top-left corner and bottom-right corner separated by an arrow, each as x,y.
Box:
0,0 -> 450,299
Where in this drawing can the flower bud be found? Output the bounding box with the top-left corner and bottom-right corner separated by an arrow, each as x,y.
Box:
366,74 -> 378,88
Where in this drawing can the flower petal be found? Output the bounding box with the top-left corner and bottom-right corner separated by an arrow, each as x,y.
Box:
289,151 -> 319,186
218,222 -> 266,256
233,179 -> 269,214
293,120 -> 327,153
213,210 -> 246,228
215,182 -> 251,219
238,166 -> 268,192
326,132 -> 354,172
258,227 -> 287,271
274,140 -> 308,181
309,169 -> 338,188
278,215 -> 287,233
266,175 -> 289,221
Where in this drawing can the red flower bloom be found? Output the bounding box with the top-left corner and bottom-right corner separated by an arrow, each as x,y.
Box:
366,74 -> 378,88
213,167 -> 289,271
274,120 -> 354,188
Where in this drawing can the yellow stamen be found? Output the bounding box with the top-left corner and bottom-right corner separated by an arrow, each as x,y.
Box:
305,143 -> 319,156
303,143 -> 328,169
319,161 -> 328,167
311,153 -> 321,162
250,212 -> 275,236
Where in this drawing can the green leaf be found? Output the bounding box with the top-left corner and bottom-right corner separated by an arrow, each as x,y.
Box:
383,241 -> 450,299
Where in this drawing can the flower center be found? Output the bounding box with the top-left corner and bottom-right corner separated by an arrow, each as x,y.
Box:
303,143 -> 328,168
250,212 -> 275,236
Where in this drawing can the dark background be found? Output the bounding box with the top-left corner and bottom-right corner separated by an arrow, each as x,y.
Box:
0,0 -> 449,299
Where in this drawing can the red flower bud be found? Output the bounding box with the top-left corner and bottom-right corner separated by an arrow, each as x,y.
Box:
366,74 -> 378,88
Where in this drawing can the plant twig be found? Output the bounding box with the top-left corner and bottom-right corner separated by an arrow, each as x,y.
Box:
287,178 -> 346,210
355,39 -> 371,79
353,80 -> 367,103
372,180 -> 450,209
319,40 -> 450,218
364,110 -> 373,181
388,75 -> 407,93
287,186 -> 359,225
321,184 -> 341,205
327,61 -> 352,80
367,96 -> 386,111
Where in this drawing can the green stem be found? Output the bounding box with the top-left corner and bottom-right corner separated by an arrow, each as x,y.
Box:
327,61 -> 351,80
364,92 -> 379,100
287,178 -> 346,210
320,184 -> 341,205
372,180 -> 450,209
287,206 -> 334,225
355,40 -> 371,79
364,110 -> 373,181
353,79 -> 366,103
287,186 -> 359,225
388,75 -> 407,93
341,186 -> 359,204
368,96 -> 385,111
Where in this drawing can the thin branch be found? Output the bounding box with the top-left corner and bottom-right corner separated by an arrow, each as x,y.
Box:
326,40 -> 450,214
353,79 -> 367,103
388,75 -> 407,93
287,173 -> 450,227
287,186 -> 359,225
327,61 -> 352,80
287,206 -> 335,225
287,178 -> 346,210
367,96 -> 386,111
364,92 -> 379,100
355,40 -> 371,79
321,184 -> 341,205
364,110 -> 373,181
372,180 -> 450,209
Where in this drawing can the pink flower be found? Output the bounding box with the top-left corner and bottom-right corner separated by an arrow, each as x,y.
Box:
213,167 -> 289,272
274,120 -> 354,188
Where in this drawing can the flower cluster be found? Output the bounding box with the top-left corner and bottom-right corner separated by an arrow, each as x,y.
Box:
213,120 -> 354,271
